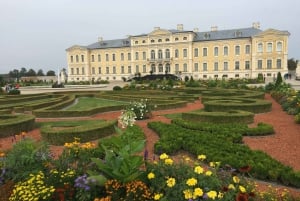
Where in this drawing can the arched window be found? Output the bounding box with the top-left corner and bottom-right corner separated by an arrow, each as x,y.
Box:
258,43 -> 263,52
158,50 -> 163,59
183,37 -> 187,40
151,39 -> 155,43
165,49 -> 170,59
223,46 -> 228,56
165,63 -> 170,73
165,38 -> 170,42
175,49 -> 179,58
276,42 -> 282,52
151,50 -> 155,59
151,64 -> 156,73
158,64 -> 163,72
135,41 -> 138,44
142,40 -> 146,43
158,39 -> 162,42
175,37 -> 179,41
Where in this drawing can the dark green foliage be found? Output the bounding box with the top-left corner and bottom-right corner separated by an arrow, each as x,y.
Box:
0,114 -> 35,137
275,72 -> 283,88
8,89 -> 20,95
113,85 -> 122,91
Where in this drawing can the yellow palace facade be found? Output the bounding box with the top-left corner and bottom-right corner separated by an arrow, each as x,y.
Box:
66,23 -> 290,82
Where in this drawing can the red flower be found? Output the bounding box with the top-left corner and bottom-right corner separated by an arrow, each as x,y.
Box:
236,193 -> 249,201
239,165 -> 251,173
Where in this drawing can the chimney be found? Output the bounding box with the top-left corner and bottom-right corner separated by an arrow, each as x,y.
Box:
211,26 -> 218,32
252,22 -> 260,29
193,28 -> 199,32
98,37 -> 103,42
154,27 -> 160,30
177,24 -> 183,31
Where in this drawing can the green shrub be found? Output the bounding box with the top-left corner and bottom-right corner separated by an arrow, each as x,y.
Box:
113,85 -> 122,91
0,114 -> 35,137
8,89 -> 20,95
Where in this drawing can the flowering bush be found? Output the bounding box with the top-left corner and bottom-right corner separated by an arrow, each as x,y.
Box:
118,109 -> 137,128
9,171 -> 55,201
126,99 -> 153,120
145,153 -> 255,201
47,168 -> 76,188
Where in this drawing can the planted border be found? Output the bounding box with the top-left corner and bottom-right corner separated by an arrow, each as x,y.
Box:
0,114 -> 35,137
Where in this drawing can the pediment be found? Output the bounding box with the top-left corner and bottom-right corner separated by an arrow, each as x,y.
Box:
149,29 -> 171,36
253,29 -> 290,38
66,45 -> 87,51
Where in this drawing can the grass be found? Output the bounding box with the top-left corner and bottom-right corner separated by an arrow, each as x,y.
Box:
65,97 -> 127,111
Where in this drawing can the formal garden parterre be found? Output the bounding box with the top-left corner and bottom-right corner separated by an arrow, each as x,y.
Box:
0,76 -> 300,200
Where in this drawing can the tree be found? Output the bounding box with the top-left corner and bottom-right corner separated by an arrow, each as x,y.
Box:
275,72 -> 283,88
37,69 -> 45,76
46,70 -> 56,76
26,69 -> 37,76
8,69 -> 19,82
19,67 -> 27,77
288,58 -> 298,71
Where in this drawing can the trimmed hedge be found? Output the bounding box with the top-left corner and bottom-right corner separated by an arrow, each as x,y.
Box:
40,119 -> 117,145
0,114 -> 35,137
182,110 -> 254,124
204,98 -> 272,113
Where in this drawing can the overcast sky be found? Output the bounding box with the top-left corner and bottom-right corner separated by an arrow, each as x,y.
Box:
0,0 -> 299,74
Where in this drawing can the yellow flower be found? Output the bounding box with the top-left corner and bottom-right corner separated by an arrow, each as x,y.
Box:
183,189 -> 193,199
153,193 -> 163,200
147,172 -> 155,179
194,166 -> 204,174
217,192 -> 224,198
166,177 -> 176,187
159,153 -> 169,160
186,178 -> 197,186
207,190 -> 217,200
228,184 -> 235,190
198,154 -> 206,160
239,185 -> 246,193
233,176 -> 240,183
205,170 -> 212,176
193,187 -> 203,197
164,158 -> 173,165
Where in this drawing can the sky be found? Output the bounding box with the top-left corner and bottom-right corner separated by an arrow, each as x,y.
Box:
0,0 -> 299,74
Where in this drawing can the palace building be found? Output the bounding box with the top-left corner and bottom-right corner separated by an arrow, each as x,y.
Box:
66,23 -> 290,82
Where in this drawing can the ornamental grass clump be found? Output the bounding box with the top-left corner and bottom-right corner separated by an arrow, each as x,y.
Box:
9,171 -> 55,201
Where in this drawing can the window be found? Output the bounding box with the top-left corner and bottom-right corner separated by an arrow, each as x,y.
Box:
258,43 -> 263,52
135,41 -> 138,44
183,63 -> 187,72
71,68 -> 74,75
106,67 -> 109,74
257,60 -> 262,69
136,65 -> 139,73
143,52 -> 146,60
214,62 -> 218,71
245,45 -> 250,54
224,46 -> 228,56
158,50 -> 163,59
214,47 -> 219,56
175,37 -> 179,41
91,55 -> 94,62
70,56 -> 73,63
151,39 -> 155,43
135,52 -> 139,60
235,61 -> 240,70
175,49 -> 179,58
151,64 -> 156,73
121,53 -> 124,61
267,43 -> 273,52
76,55 -> 79,62
194,63 -> 198,72
277,42 -> 283,52
106,54 -> 109,61
223,62 -> 228,71
98,67 -> 101,74
235,46 -> 240,55
165,49 -> 170,59
113,66 -> 116,74
121,66 -> 124,74
194,48 -> 199,57
203,63 -> 207,71
81,55 -> 84,62
203,48 -> 207,56
82,67 -> 85,74
98,54 -> 101,62
165,38 -> 170,42
175,64 -> 179,72
214,75 -> 218,78
158,64 -> 163,72
112,54 -> 116,61
128,66 -> 131,73
165,63 -> 170,73
143,65 -> 146,73
276,59 -> 282,69
151,50 -> 155,59
158,39 -> 162,42
92,67 -> 95,74
128,53 -> 131,61
142,40 -> 146,43
267,59 -> 272,69
183,37 -> 187,40
76,68 -> 79,74
183,49 -> 187,58
245,61 -> 250,70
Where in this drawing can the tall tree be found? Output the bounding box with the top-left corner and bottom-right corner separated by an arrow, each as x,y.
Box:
19,67 -> 27,77
8,69 -> 20,81
46,70 -> 56,76
288,58 -> 298,71
37,69 -> 45,76
26,68 -> 37,76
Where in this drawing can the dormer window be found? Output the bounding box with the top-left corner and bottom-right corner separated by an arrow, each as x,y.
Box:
175,37 -> 179,41
165,38 -> 170,42
151,39 -> 155,43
